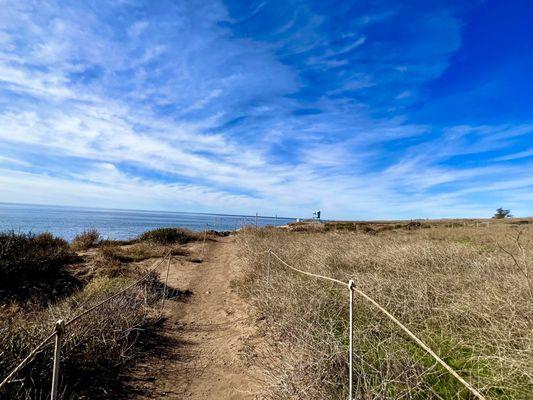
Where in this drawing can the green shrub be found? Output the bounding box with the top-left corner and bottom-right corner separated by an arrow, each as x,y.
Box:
71,229 -> 100,251
139,227 -> 199,244
0,231 -> 76,287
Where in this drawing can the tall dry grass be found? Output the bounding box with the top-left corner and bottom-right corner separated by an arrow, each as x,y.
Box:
237,224 -> 533,399
0,266 -> 165,399
0,230 -> 177,399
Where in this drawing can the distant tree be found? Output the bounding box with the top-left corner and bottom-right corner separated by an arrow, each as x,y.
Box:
493,207 -> 512,219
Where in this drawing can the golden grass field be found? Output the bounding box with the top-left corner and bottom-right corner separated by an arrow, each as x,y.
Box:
236,220 -> 533,399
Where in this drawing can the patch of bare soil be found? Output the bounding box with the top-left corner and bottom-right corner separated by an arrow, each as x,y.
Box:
125,236 -> 265,399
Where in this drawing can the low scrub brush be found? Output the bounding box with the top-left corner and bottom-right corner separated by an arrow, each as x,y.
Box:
71,229 -> 100,251
0,231 -> 78,302
139,227 -> 199,244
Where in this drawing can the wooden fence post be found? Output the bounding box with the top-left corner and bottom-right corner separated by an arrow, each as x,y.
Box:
50,319 -> 64,400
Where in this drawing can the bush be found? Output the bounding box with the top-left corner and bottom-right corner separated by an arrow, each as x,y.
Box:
71,229 -> 100,251
139,227 -> 199,244
0,231 -> 77,289
0,273 -> 162,399
493,207 -> 512,219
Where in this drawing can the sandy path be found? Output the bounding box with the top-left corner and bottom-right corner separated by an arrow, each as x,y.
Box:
126,236 -> 263,399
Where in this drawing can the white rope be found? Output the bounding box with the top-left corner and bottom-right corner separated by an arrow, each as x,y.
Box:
0,331 -> 57,392
266,249 -> 487,400
65,251 -> 171,327
0,251 -> 171,392
352,286 -> 486,400
269,251 -> 345,286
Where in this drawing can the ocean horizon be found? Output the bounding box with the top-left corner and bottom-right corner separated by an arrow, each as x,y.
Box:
0,202 -> 296,241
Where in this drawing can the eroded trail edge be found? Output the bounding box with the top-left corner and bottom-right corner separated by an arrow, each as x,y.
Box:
127,236 -> 264,399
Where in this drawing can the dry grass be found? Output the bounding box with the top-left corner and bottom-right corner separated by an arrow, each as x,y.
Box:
237,224 -> 533,399
0,230 -> 184,399
0,272 -> 162,399
90,242 -> 187,278
71,229 -> 101,251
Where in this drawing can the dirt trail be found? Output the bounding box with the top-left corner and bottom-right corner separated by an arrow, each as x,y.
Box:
127,236 -> 264,399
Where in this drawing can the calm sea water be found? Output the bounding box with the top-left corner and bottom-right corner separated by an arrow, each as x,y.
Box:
0,203 -> 295,241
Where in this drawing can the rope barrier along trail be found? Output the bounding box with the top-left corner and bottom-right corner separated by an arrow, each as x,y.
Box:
0,332 -> 57,392
265,249 -> 487,400
65,251 -> 171,327
267,250 -> 355,400
352,286 -> 486,400
269,251 -> 345,286
0,251 -> 172,394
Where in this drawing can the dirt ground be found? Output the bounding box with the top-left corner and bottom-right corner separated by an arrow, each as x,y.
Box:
125,236 -> 265,399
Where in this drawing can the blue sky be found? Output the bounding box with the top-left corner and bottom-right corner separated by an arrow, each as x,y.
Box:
0,0 -> 532,219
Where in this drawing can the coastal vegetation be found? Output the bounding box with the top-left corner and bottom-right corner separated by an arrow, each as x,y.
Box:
2,221 -> 532,399
139,227 -> 201,244
0,228 -> 196,399
71,229 -> 101,251
0,231 -> 79,303
237,221 -> 533,399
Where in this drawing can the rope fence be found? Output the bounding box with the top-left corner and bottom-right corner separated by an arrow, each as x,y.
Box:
264,249 -> 487,400
1,243 -> 488,399
0,251 -> 173,399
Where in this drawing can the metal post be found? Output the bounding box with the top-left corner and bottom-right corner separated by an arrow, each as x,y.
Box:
348,280 -> 355,400
255,212 -> 258,228
160,252 -> 172,314
51,319 -> 64,400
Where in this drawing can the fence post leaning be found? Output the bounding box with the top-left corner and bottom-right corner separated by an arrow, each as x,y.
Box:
50,319 -> 64,400
348,280 -> 355,400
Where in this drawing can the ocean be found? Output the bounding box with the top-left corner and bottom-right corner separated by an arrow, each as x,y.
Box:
0,203 -> 296,241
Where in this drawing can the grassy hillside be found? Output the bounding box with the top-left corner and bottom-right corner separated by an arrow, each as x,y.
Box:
237,223 -> 533,399
0,228 -> 200,399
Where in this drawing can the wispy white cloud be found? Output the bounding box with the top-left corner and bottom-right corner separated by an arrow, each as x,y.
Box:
0,155 -> 30,167
0,0 -> 531,219
494,148 -> 533,162
0,167 -> 258,214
